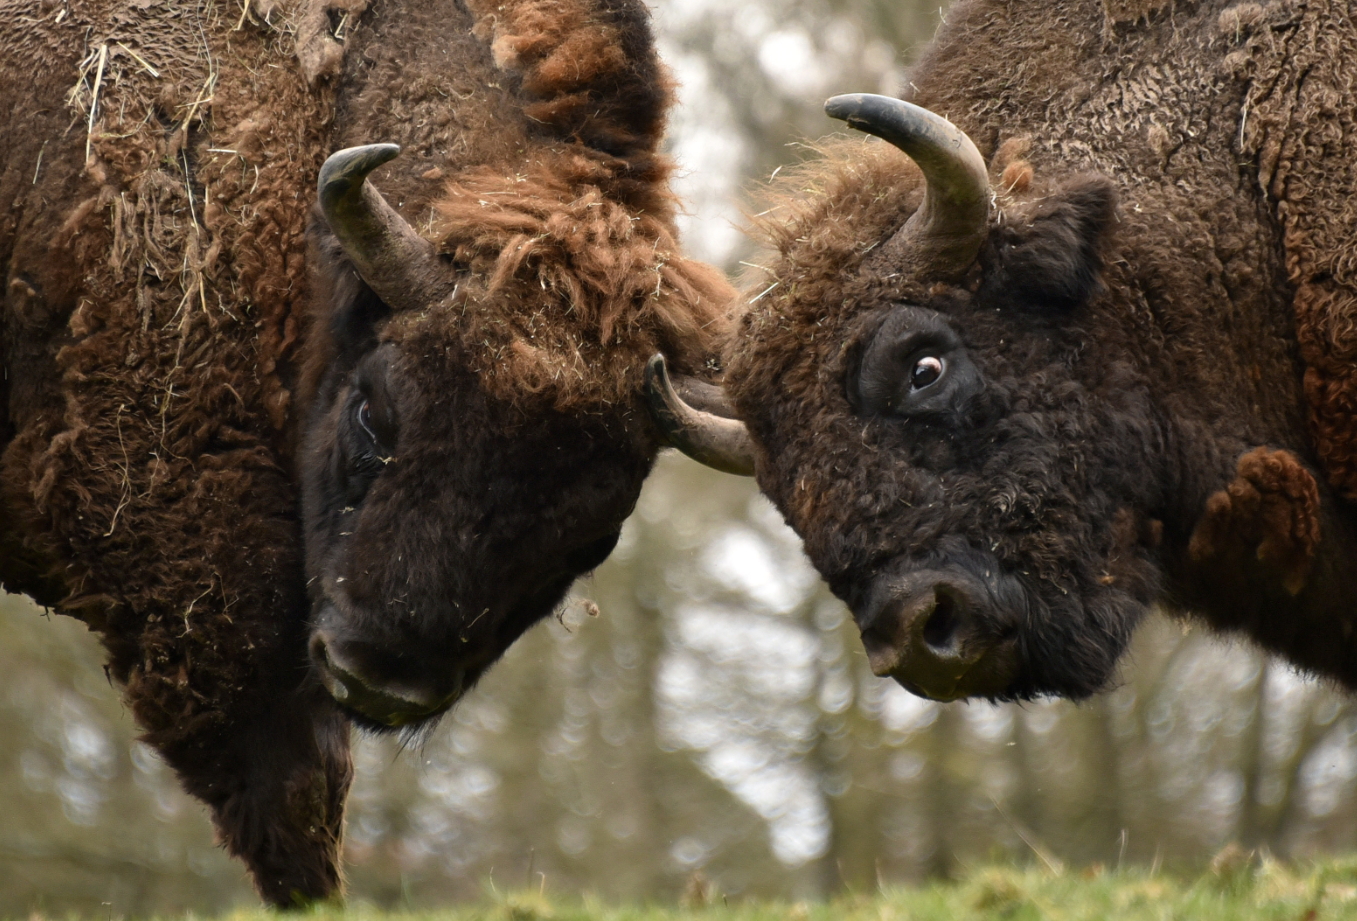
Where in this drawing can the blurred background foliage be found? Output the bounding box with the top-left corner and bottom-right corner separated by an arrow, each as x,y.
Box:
6,0 -> 1357,914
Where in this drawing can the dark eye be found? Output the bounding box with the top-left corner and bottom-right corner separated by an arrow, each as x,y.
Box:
911,355 -> 944,390
356,399 -> 378,443
852,306 -> 981,420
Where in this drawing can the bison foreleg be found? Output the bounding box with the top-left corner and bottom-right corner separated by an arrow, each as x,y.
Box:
1188,447 -> 1321,596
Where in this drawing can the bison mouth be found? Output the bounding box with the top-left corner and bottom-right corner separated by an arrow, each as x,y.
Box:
308,629 -> 467,730
306,569 -> 579,731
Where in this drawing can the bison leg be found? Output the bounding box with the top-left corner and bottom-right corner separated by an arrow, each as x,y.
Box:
1188,447 -> 1321,595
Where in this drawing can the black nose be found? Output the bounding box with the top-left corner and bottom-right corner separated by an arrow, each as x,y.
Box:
309,631 -> 462,727
856,570 -> 1012,701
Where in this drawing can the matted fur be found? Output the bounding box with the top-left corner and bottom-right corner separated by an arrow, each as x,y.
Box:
1225,1 -> 1357,499
2,0 -> 350,903
432,154 -> 730,411
1189,447 -> 1321,597
727,0 -> 1357,698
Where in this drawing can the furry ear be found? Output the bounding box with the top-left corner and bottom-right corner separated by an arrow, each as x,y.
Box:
979,175 -> 1117,311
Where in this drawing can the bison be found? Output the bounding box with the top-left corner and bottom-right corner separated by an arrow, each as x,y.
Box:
653,0 -> 1357,704
2,0 -> 730,903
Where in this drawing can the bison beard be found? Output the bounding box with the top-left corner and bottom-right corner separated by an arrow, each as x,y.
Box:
2,0 -> 732,903
690,0 -> 1357,702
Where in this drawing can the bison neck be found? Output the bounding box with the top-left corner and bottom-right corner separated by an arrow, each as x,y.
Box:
1167,504 -> 1357,691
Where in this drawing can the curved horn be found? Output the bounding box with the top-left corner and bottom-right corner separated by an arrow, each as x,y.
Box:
318,144 -> 451,312
645,354 -> 756,477
825,94 -> 990,277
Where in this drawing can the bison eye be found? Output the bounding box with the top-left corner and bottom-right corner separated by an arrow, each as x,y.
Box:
851,305 -> 982,421
911,355 -> 945,390
356,399 -> 378,444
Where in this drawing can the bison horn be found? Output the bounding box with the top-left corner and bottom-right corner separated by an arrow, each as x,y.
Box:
825,94 -> 990,277
318,144 -> 451,312
645,354 -> 756,477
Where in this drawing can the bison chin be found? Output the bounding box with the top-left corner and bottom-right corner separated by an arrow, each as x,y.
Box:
851,548 -> 1143,703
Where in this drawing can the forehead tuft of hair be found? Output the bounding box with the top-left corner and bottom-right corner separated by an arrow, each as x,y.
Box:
429,150 -> 736,411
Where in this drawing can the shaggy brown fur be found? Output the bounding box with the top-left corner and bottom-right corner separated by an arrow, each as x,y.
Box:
727,0 -> 1357,700
2,0 -> 351,903
450,0 -> 730,406
1225,2 -> 1357,500
1190,447 -> 1321,596
432,154 -> 731,409
2,0 -> 731,903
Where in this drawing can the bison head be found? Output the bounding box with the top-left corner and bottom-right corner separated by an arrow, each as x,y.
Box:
301,145 -> 728,730
666,96 -> 1175,703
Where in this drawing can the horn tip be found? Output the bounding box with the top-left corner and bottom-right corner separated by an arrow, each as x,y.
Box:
825,92 -> 881,122
645,352 -> 669,383
644,353 -> 678,413
318,143 -> 403,198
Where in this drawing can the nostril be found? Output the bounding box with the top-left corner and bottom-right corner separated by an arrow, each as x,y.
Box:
921,590 -> 961,655
309,633 -> 354,703
308,632 -> 329,667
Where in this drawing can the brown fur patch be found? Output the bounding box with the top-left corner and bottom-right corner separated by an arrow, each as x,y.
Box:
990,136 -> 1033,175
432,151 -> 734,412
1231,1 -> 1357,499
999,161 -> 1035,196
1189,447 -> 1322,596
469,0 -> 674,161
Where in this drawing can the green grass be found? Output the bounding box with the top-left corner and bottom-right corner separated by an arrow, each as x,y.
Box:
207,856 -> 1357,921
17,856 -> 1357,920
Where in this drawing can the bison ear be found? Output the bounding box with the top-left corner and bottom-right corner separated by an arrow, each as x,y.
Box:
979,175 -> 1117,312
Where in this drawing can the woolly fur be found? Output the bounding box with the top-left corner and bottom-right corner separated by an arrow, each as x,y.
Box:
2,0 -> 349,903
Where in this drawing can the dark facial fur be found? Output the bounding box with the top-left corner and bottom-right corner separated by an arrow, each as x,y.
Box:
300,263 -> 650,731
730,161 -> 1177,701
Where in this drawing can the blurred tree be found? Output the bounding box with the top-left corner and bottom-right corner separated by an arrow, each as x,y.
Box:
654,0 -> 941,270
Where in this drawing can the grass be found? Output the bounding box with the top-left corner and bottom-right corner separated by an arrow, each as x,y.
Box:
193,855 -> 1357,921
11,856 -> 1357,920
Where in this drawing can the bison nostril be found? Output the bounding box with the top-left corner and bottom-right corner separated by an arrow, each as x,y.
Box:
308,633 -> 351,702
859,569 -> 1014,701
309,632 -> 330,668
921,590 -> 961,656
